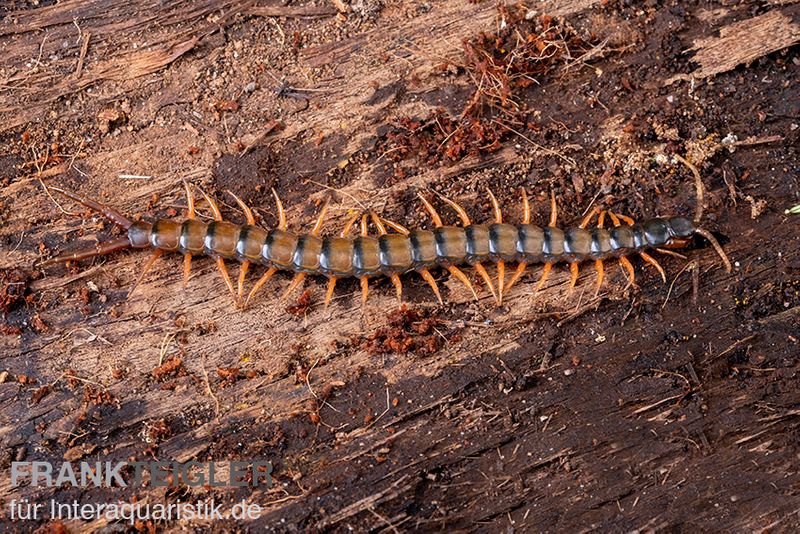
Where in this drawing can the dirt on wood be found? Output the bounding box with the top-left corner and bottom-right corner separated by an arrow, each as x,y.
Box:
1,0 -> 799,532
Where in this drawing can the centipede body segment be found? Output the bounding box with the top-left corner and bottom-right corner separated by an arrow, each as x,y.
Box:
38,184 -> 732,309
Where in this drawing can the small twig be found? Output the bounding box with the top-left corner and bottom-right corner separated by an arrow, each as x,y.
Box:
118,174 -> 153,180
202,362 -> 220,415
662,261 -> 695,310
74,32 -> 91,79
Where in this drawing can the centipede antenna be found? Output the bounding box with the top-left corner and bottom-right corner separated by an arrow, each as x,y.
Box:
340,211 -> 361,237
244,266 -> 277,308
47,186 -> 134,229
128,249 -> 163,298
183,253 -> 192,287
473,263 -> 498,303
324,277 -> 338,308
381,217 -> 410,235
38,237 -> 132,267
521,187 -> 530,225
311,200 -> 330,236
548,190 -> 557,227
419,268 -> 443,304
228,191 -> 255,225
198,188 -> 223,221
390,274 -> 403,303
183,181 -> 196,220
271,188 -> 287,230
281,273 -> 306,301
694,227 -> 732,272
418,193 -> 443,227
447,265 -> 478,300
435,191 -> 471,225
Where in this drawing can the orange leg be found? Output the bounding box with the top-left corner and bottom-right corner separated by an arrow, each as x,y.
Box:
182,181 -> 196,288
436,192 -> 496,301
128,249 -> 163,297
534,263 -> 552,293
418,193 -> 444,227
272,188 -> 287,230
390,274 -> 403,303
324,277 -> 338,308
619,256 -> 636,289
447,265 -> 478,300
486,187 -> 507,303
505,262 -> 527,294
360,276 -> 370,306
281,273 -> 307,301
183,253 -> 192,288
503,188 -> 531,299
419,268 -> 443,304
198,188 -> 238,303
244,267 -> 277,308
568,262 -> 580,291
473,263 -> 498,302
639,251 -> 667,283
230,191 -> 256,298
594,259 -> 605,293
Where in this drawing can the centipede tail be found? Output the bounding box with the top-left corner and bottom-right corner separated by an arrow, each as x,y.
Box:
39,183 -> 731,311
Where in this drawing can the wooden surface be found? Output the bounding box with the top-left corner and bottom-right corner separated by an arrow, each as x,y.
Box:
1,0 -> 799,532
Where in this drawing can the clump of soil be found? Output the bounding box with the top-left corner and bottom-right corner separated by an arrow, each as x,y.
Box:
0,268 -> 30,314
356,305 -> 452,356
380,6 -> 593,165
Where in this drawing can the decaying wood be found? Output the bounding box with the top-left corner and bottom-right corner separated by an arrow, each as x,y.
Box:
1,0 -> 799,531
668,6 -> 800,83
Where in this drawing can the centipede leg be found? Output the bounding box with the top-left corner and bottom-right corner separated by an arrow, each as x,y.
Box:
473,263 -> 498,303
216,257 -> 237,300
46,186 -> 133,229
619,256 -> 636,289
505,263 -> 527,294
183,253 -> 192,288
447,265 -> 478,300
593,209 -> 605,294
503,188 -> 531,299
486,187 -> 507,304
324,277 -> 337,308
390,274 -> 403,303
535,263 -> 552,293
594,259 -> 605,293
568,262 -> 580,292
128,249 -> 163,298
281,273 -> 306,301
360,276 -> 369,306
272,188 -> 287,230
237,261 -> 250,301
419,268 -> 443,305
244,267 -> 277,308
639,251 -> 667,283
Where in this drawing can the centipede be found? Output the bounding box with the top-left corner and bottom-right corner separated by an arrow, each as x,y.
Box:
37,182 -> 732,309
